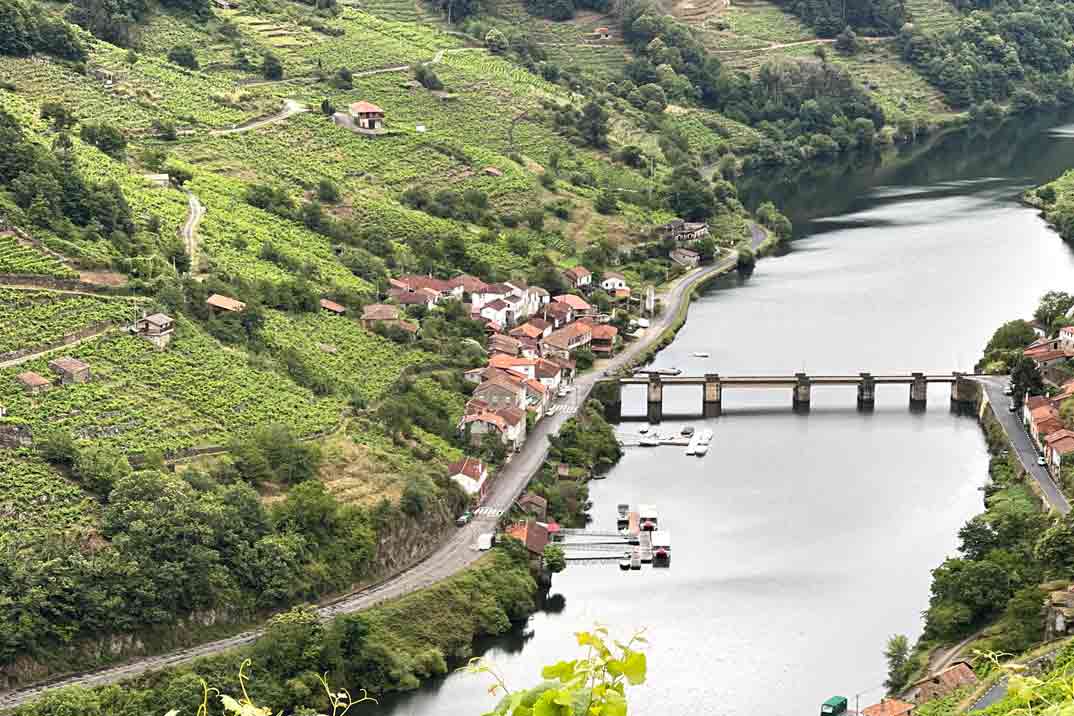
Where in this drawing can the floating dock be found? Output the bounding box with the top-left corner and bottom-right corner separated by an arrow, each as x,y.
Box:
560,504 -> 670,568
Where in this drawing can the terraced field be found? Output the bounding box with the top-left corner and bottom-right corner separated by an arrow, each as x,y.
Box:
0,451 -> 96,549
905,0 -> 962,32
696,0 -> 814,51
0,234 -> 76,278
261,310 -> 435,402
0,290 -> 144,356
0,319 -> 343,456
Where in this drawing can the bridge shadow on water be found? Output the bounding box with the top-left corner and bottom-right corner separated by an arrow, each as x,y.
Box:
617,403 -> 976,421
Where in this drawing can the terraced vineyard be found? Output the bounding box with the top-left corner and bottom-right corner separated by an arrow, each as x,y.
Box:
904,0 -> 962,32
0,234 -> 76,278
696,0 -> 814,51
261,311 -> 435,402
300,10 -> 460,73
0,290 -> 144,356
0,451 -> 96,549
0,320 -> 342,455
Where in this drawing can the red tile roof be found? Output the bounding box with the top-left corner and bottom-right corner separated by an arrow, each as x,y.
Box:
497,406 -> 525,426
399,275 -> 453,294
591,324 -> 618,340
16,371 -> 49,388
448,457 -> 485,481
553,294 -> 592,312
564,266 -> 591,280
505,520 -> 548,555
511,323 -> 545,339
862,699 -> 914,716
489,354 -> 537,371
350,100 -> 384,114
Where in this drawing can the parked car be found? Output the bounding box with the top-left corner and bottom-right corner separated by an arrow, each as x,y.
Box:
1038,456 -> 1047,466
1004,385 -> 1014,396
1009,402 -> 1018,412
456,511 -> 472,527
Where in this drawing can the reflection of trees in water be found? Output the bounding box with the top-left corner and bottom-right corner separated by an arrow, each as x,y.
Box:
542,591 -> 567,614
739,109 -> 1074,236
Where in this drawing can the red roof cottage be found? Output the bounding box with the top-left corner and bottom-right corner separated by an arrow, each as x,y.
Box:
349,100 -> 385,134
319,298 -> 346,315
206,293 -> 246,314
48,357 -> 91,384
505,520 -> 549,556
862,698 -> 914,716
448,457 -> 490,501
562,266 -> 592,289
16,371 -> 50,394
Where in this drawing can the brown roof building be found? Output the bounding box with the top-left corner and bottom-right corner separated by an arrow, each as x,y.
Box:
505,520 -> 549,556
16,371 -> 50,394
320,298 -> 346,314
489,333 -> 522,357
48,357 -> 91,384
518,492 -> 548,520
542,322 -> 593,357
862,699 -> 914,716
207,294 -> 246,313
905,662 -> 977,703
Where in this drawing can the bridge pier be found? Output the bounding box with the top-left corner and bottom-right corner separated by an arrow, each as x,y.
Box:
647,374 -> 663,424
703,373 -> 722,418
910,372 -> 927,411
792,372 -> 811,413
950,372 -> 977,412
857,372 -> 875,411
600,380 -> 622,422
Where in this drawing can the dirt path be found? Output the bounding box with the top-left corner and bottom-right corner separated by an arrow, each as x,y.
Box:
711,35 -> 893,55
209,99 -> 308,136
0,325 -> 116,370
180,190 -> 205,270
0,254 -> 739,711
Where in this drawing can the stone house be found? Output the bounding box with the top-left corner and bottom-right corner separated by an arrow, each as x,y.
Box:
488,333 -> 522,357
462,406 -> 526,450
544,301 -> 574,329
134,312 -> 175,349
16,371 -> 50,394
48,357 -> 91,385
518,492 -> 548,520
473,373 -> 526,410
658,218 -> 710,243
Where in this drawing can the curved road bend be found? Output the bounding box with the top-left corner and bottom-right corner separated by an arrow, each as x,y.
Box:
0,252 -> 739,711
976,376 -> 1070,514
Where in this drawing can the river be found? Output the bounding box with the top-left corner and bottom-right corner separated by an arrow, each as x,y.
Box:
373,113 -> 1074,715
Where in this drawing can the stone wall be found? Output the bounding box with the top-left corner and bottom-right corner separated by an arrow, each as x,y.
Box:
0,321 -> 116,367
0,273 -> 118,293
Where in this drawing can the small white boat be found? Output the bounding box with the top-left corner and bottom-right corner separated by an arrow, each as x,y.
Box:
692,351 -> 710,358
694,444 -> 709,456
640,436 -> 660,447
639,427 -> 649,434
698,429 -> 714,446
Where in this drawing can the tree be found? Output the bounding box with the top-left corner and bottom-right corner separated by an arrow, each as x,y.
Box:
485,28 -> 508,54
594,189 -> 618,215
317,178 -> 340,203
1010,355 -> 1045,400
262,51 -> 283,80
578,100 -> 609,148
74,444 -> 132,493
1035,291 -> 1074,328
883,634 -> 911,693
834,26 -> 859,54
37,428 -> 78,466
40,102 -> 76,131
543,544 -> 566,573
80,121 -> 127,157
166,44 -> 198,69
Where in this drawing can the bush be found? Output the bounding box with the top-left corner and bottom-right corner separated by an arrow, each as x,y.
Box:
80,121 -> 126,157
167,44 -> 198,69
263,52 -> 283,80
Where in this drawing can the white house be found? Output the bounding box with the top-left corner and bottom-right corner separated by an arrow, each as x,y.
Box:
600,271 -> 628,293
480,298 -> 512,327
447,457 -> 490,501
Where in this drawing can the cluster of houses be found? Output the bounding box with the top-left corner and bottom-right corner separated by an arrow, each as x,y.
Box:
657,218 -> 711,268
1021,328 -> 1074,478
854,661 -> 977,716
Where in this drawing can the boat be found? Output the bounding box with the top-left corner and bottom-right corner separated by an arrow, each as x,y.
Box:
698,429 -> 714,446
619,552 -> 631,570
692,351 -> 710,358
639,436 -> 660,447
639,426 -> 649,434
681,426 -> 695,436
694,444 -> 709,456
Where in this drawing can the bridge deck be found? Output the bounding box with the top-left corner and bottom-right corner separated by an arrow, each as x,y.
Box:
619,374 -> 967,386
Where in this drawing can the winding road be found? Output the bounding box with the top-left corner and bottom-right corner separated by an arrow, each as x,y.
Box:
0,252 -> 739,711
209,99 -> 308,136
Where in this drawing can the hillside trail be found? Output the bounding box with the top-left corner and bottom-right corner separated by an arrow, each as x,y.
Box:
180,190 -> 205,271
209,99 -> 309,135
710,34 -> 893,55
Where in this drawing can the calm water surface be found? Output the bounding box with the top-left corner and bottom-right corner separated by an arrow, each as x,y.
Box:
374,116 -> 1074,716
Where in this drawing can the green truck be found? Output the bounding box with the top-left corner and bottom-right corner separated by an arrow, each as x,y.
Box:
821,696 -> 848,715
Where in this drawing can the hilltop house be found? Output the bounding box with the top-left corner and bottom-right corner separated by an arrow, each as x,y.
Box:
134,313 -> 175,349
563,266 -> 592,290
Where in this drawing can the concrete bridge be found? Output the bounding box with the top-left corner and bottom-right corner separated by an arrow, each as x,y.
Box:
603,372 -> 980,422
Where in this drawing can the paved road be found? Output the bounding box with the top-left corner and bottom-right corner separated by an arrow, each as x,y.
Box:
969,644 -> 1065,711
0,253 -> 738,710
976,376 -> 1070,514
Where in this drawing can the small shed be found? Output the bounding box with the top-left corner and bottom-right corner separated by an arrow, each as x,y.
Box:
483,166 -> 504,177
48,357 -> 91,385
135,312 -> 175,349
15,372 -> 50,394
206,293 -> 246,314
593,27 -> 613,40
320,298 -> 346,315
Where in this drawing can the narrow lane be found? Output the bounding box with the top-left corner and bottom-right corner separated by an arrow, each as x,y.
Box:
0,252 -> 738,711
976,376 -> 1070,514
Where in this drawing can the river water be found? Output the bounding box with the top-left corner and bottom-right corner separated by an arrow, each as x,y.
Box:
374,114 -> 1074,715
